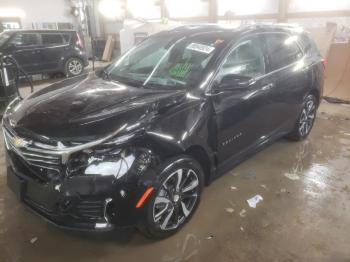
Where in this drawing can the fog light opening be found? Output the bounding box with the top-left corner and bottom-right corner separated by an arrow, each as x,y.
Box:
95,198 -> 114,229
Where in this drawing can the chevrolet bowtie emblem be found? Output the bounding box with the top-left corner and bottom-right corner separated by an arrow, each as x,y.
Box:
12,137 -> 28,148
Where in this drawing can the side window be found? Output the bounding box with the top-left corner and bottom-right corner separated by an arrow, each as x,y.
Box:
299,33 -> 320,57
217,36 -> 266,81
265,34 -> 303,71
10,33 -> 39,47
62,33 -> 71,43
41,34 -> 64,45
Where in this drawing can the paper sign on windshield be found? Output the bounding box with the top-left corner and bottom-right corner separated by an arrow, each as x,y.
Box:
186,43 -> 215,54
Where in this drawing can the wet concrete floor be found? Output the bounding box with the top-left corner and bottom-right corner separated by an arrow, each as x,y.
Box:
0,95 -> 350,261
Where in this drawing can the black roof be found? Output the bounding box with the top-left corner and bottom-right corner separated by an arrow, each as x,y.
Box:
164,23 -> 304,37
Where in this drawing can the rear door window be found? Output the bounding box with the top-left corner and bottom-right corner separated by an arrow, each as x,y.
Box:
41,33 -> 65,45
217,35 -> 266,80
299,33 -> 320,57
265,33 -> 303,71
10,33 -> 39,47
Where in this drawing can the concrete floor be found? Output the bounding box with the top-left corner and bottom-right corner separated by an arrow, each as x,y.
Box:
0,79 -> 350,261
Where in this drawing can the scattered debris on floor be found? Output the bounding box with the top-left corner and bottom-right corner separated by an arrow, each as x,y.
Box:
262,219 -> 271,228
30,237 -> 38,244
260,184 -> 268,190
242,172 -> 256,180
239,209 -> 247,217
205,235 -> 214,240
317,111 -> 329,120
280,188 -> 287,193
341,185 -> 350,193
230,186 -> 237,190
240,227 -> 244,232
225,207 -> 234,213
284,173 -> 300,180
323,135 -> 333,139
247,195 -> 263,208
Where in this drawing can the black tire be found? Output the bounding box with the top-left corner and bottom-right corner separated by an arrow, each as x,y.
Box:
65,57 -> 84,77
138,156 -> 204,239
286,94 -> 317,141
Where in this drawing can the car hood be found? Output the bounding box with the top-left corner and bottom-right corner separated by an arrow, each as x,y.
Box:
5,73 -> 188,141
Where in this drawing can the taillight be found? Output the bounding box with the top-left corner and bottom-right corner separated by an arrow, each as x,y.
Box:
76,33 -> 84,49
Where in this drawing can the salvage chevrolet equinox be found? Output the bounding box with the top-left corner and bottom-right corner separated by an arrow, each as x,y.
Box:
3,25 -> 324,239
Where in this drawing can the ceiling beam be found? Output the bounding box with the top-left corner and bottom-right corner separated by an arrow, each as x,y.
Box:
208,0 -> 218,23
287,10 -> 350,19
277,0 -> 290,22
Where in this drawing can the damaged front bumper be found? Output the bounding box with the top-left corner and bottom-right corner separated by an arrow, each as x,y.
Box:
5,146 -> 155,232
7,164 -> 115,231
2,122 -> 158,232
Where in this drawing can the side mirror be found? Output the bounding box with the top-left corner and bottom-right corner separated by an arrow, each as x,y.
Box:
95,64 -> 111,78
217,74 -> 252,90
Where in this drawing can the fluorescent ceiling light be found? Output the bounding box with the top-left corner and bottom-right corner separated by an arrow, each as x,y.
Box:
0,8 -> 25,18
127,0 -> 160,19
218,0 -> 278,16
165,0 -> 208,18
98,0 -> 124,20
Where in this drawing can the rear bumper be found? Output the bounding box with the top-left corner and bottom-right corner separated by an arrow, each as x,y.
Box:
82,55 -> 89,67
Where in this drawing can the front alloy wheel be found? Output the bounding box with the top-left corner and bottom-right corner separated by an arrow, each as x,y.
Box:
153,168 -> 199,231
139,156 -> 203,239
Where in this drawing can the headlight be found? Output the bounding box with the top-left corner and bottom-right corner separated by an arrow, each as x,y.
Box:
84,153 -> 135,178
67,147 -> 154,178
3,96 -> 21,117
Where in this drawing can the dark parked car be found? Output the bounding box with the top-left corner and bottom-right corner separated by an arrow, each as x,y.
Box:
0,29 -> 88,77
2,25 -> 324,238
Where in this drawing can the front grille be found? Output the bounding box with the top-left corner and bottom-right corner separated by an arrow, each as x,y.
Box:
3,128 -> 62,180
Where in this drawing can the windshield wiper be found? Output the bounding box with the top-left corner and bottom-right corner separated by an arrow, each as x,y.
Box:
110,75 -> 144,88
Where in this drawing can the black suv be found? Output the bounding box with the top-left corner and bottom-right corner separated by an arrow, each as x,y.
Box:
3,25 -> 324,239
0,30 -> 88,76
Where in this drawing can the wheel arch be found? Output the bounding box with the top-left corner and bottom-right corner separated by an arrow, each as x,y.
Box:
309,88 -> 320,106
184,145 -> 213,186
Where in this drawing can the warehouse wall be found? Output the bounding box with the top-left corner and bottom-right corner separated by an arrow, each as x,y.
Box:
0,0 -> 77,29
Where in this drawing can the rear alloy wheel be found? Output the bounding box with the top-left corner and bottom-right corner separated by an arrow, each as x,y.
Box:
66,58 -> 83,77
139,157 -> 203,239
287,94 -> 317,141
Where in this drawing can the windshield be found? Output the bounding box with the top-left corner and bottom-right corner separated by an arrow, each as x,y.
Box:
0,32 -> 11,47
107,32 -> 228,89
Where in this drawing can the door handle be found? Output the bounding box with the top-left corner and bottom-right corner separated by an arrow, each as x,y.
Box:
262,83 -> 274,91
